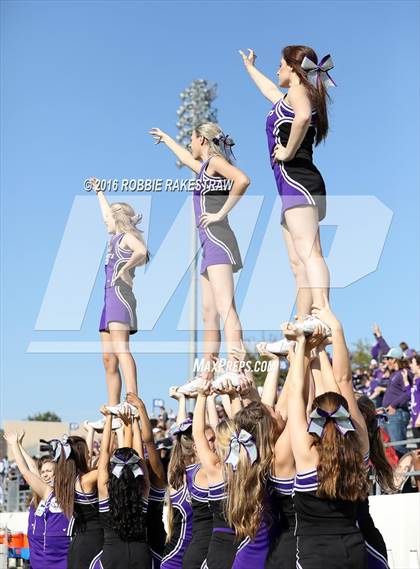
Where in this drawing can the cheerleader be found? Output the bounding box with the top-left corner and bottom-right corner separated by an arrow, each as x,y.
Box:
127,392 -> 168,568
182,427 -> 215,569
3,432 -> 72,569
161,417 -> 195,569
91,176 -> 149,406
285,309 -> 370,569
15,433 -> 55,569
193,382 -> 273,568
240,46 -> 331,316
356,396 -> 395,569
92,406 -> 151,569
148,125 -> 249,376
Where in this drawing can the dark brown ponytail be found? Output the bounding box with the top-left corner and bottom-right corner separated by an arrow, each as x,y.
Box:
282,45 -> 330,145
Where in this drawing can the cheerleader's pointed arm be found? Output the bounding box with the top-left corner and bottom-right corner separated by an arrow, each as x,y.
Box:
239,48 -> 283,104
90,177 -> 112,223
148,128 -> 202,173
17,432 -> 39,475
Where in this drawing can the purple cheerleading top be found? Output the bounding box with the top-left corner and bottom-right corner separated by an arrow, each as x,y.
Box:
410,377 -> 420,425
161,481 -> 193,569
99,232 -> 138,334
193,158 -> 243,275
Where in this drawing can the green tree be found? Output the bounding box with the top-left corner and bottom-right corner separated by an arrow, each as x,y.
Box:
27,411 -> 62,422
350,339 -> 372,369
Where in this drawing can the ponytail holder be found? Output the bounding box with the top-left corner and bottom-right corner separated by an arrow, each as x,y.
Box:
224,429 -> 258,471
301,54 -> 336,88
307,405 -> 355,438
49,435 -> 72,462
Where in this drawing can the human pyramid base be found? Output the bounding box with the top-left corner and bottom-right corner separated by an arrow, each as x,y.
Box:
4,44 -> 397,569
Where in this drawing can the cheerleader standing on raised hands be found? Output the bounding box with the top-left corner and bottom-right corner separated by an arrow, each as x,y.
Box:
91,176 -> 149,406
148,125 -> 249,378
240,46 -> 332,316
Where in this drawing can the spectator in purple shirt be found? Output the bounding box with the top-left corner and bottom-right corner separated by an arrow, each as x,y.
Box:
371,323 -> 390,361
382,347 -> 411,456
409,355 -> 420,448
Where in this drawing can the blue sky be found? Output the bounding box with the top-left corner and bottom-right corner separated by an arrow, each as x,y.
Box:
1,1 -> 419,424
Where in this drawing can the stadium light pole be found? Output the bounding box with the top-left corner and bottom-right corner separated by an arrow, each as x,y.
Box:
175,80 -> 218,384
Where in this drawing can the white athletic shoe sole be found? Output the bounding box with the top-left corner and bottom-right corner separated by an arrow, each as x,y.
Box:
177,377 -> 204,395
105,402 -> 139,417
213,371 -> 241,389
265,339 -> 293,356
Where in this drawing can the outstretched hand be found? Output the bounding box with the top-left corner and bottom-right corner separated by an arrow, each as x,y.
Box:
126,392 -> 143,409
311,293 -> 340,330
239,48 -> 257,67
148,128 -> 169,145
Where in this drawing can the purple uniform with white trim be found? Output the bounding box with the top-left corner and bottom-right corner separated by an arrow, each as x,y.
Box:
44,492 -> 71,569
293,467 -> 367,569
357,499 -> 389,569
182,464 -> 213,569
266,94 -> 326,226
204,479 -> 269,569
410,376 -> 420,426
28,500 -> 46,569
193,158 -> 243,275
266,473 -> 296,569
99,232 -> 138,334
147,485 -> 167,568
161,481 -> 193,569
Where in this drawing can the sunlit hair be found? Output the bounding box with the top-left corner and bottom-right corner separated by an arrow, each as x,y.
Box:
107,447 -> 149,541
282,45 -> 330,144
224,402 -> 275,540
215,419 -> 236,463
194,122 -> 235,164
32,456 -> 55,509
357,396 -> 396,493
54,436 -> 90,518
309,392 -> 369,501
166,429 -> 196,543
110,202 -> 150,264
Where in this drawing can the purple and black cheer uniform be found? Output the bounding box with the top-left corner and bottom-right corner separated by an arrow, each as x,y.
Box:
67,481 -> 104,569
204,479 -> 269,569
293,468 -> 367,569
182,464 -> 213,569
147,484 -> 167,568
265,473 -> 296,569
28,500 -> 46,569
90,496 -> 151,569
99,232 -> 138,334
193,158 -> 242,276
357,499 -> 389,569
161,477 -> 193,569
266,94 -> 326,226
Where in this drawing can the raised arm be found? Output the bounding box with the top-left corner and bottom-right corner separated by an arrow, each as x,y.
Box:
312,297 -> 369,452
97,409 -> 113,497
91,177 -> 112,223
3,432 -> 51,500
132,417 -> 145,460
193,383 -> 220,476
168,387 -> 188,425
127,393 -> 166,485
239,48 -> 283,104
257,343 -> 280,410
286,331 -> 315,471
17,432 -> 39,475
206,393 -> 220,431
148,128 -> 202,173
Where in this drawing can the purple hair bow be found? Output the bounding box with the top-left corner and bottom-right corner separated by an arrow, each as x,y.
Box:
110,454 -> 144,479
301,54 -> 336,88
50,435 -> 72,462
307,405 -> 355,438
224,429 -> 258,471
172,419 -> 193,435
